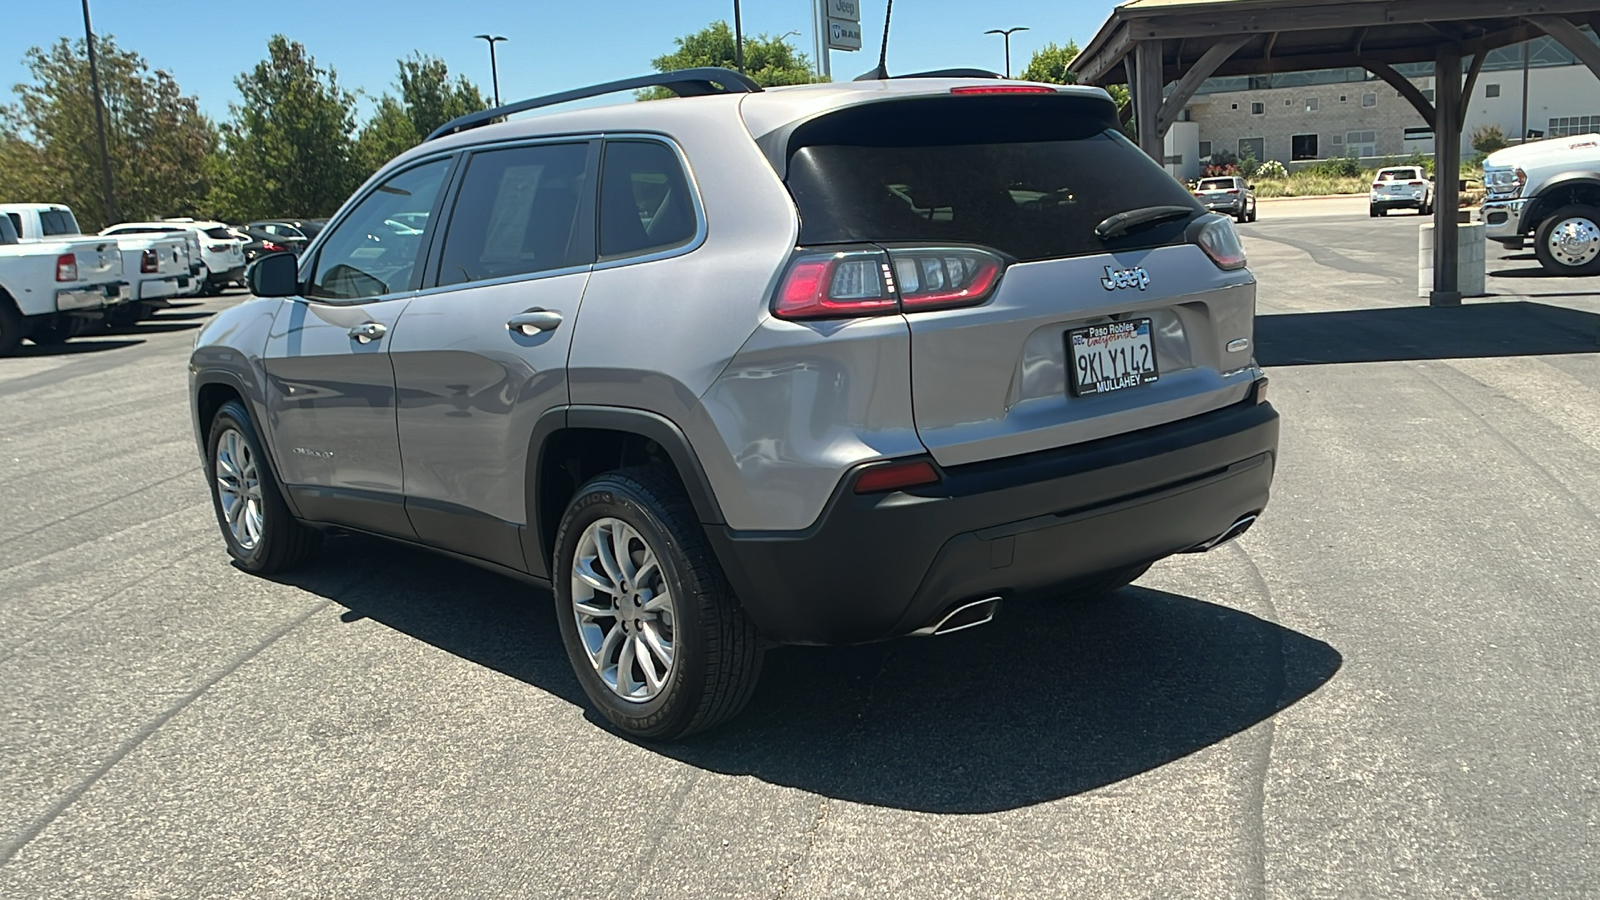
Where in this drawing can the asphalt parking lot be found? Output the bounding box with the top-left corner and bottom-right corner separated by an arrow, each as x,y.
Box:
3,206 -> 1599,898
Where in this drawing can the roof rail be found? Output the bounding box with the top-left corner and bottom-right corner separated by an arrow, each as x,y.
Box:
425,67 -> 764,142
892,68 -> 1003,80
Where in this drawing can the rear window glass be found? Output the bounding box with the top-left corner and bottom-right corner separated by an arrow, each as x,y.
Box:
1377,169 -> 1420,181
204,226 -> 234,240
1198,179 -> 1236,191
784,96 -> 1201,262
39,209 -> 79,236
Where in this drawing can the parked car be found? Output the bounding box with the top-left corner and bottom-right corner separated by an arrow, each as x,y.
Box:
0,212 -> 127,353
237,225 -> 306,264
0,203 -> 192,323
101,219 -> 245,295
249,219 -> 325,244
190,69 -> 1277,739
1369,166 -> 1434,217
1480,133 -> 1600,275
1193,176 -> 1256,223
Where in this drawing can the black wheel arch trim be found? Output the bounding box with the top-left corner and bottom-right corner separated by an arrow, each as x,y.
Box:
192,368 -> 305,520
1525,174 -> 1600,231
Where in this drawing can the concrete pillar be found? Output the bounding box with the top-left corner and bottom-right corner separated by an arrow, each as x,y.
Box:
1134,41 -> 1164,162
1431,44 -> 1463,306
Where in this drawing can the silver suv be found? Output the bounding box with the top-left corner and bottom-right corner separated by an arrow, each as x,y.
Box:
190,68 -> 1279,739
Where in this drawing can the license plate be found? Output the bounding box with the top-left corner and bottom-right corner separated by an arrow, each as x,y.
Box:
1388,185 -> 1405,193
1067,319 -> 1159,396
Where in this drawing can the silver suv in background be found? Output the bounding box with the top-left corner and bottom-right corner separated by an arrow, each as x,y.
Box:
190,68 -> 1278,739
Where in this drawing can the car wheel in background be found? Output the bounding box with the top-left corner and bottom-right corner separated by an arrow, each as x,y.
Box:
1248,202 -> 1257,223
26,316 -> 83,345
554,467 -> 763,740
206,400 -> 321,573
1369,205 -> 1380,218
1533,205 -> 1600,276
108,302 -> 153,327
0,300 -> 22,355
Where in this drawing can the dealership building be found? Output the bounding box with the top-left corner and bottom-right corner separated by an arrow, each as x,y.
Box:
1162,31 -> 1600,178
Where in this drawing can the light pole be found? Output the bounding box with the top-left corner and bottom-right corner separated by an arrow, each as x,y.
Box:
733,1 -> 745,73
81,0 -> 117,225
473,34 -> 507,106
984,26 -> 1029,79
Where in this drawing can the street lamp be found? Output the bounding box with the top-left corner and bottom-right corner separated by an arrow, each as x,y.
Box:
473,34 -> 507,107
733,1 -> 744,73
81,0 -> 117,224
984,26 -> 1029,79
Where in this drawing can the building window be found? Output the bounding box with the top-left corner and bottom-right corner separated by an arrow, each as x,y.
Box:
1549,115 -> 1600,137
1345,130 -> 1377,157
1362,93 -> 1377,107
1198,140 -> 1213,159
1231,103 -> 1239,110
1165,154 -> 1184,165
1305,97 -> 1319,112
1340,95 -> 1348,102
1250,101 -> 1265,115
1238,137 -> 1265,162
1485,83 -> 1501,98
1292,134 -> 1319,160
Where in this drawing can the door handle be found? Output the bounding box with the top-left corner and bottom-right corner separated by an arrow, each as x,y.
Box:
507,309 -> 563,336
348,321 -> 387,343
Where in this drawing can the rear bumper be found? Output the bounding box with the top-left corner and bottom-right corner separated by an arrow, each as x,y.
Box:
206,265 -> 245,285
1371,196 -> 1426,210
708,397 -> 1279,645
55,282 -> 125,312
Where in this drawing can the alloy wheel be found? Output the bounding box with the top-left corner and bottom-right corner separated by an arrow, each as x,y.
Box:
570,517 -> 677,702
1546,216 -> 1600,269
214,427 -> 264,550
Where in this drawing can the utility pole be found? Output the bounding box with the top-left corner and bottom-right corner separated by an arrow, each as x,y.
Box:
81,0 -> 118,225
984,26 -> 1029,79
474,34 -> 507,106
733,1 -> 745,73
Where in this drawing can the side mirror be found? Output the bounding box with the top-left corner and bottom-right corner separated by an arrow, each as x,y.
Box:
1247,183 -> 1256,189
246,251 -> 300,297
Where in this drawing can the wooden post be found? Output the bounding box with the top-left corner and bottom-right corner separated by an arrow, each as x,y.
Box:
1134,40 -> 1164,162
1431,44 -> 1463,307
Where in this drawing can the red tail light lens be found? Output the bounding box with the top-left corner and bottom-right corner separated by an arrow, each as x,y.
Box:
206,243 -> 229,253
950,85 -> 1056,95
55,253 -> 77,282
262,241 -> 285,252
1408,180 -> 1425,186
1195,216 -> 1247,271
140,249 -> 159,273
1225,189 -> 1239,195
774,247 -> 1005,321
853,458 -> 940,494
890,248 -> 1003,311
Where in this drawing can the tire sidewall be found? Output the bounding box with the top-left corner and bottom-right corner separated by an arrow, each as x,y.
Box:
1534,205 -> 1600,276
206,401 -> 276,571
553,476 -> 707,738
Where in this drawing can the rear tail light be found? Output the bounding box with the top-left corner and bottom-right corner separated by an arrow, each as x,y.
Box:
262,241 -> 285,252
55,253 -> 77,282
773,246 -> 1005,321
1408,180 -> 1425,186
853,458 -> 941,494
206,243 -> 229,253
1226,189 -> 1239,195
1194,216 -> 1247,271
140,249 -> 159,273
949,85 -> 1056,95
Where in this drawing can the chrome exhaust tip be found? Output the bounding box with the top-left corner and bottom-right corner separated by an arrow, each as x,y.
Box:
912,596 -> 1001,637
1183,513 -> 1259,553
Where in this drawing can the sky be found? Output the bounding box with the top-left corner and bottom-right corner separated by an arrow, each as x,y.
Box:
2,1 -> 1120,122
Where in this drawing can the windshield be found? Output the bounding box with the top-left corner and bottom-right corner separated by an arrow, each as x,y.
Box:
785,96 -> 1201,263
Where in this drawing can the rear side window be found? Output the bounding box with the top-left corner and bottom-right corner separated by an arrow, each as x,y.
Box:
38,209 -> 79,236
437,141 -> 591,287
784,95 -> 1202,262
598,140 -> 697,259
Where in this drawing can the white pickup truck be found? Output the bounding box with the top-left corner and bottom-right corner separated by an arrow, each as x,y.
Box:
0,213 -> 127,354
1479,133 -> 1600,275
0,203 -> 193,322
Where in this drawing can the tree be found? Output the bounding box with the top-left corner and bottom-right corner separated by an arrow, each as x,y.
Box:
209,36 -> 361,222
1471,124 -> 1509,155
1020,41 -> 1080,85
0,36 -> 217,230
356,54 -> 486,174
642,22 -> 821,98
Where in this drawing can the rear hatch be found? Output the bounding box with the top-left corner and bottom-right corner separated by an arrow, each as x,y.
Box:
780,90 -> 1259,466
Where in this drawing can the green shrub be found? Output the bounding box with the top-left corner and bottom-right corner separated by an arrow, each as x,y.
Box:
1256,159 -> 1288,179
1471,124 -> 1509,154
1304,156 -> 1361,177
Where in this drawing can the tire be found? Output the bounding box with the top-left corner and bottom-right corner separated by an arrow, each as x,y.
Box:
1063,562 -> 1154,599
205,399 -> 320,573
26,316 -> 82,345
0,299 -> 22,355
1248,203 -> 1257,223
108,302 -> 153,327
1532,205 -> 1600,276
553,467 -> 763,740
1235,208 -> 1248,224
1369,205 -> 1379,218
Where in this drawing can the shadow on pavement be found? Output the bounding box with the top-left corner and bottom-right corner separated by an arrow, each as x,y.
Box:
285,535 -> 1341,814
1256,301 -> 1600,366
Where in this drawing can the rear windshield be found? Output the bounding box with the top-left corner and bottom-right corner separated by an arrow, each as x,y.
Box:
1377,169 -> 1420,181
784,95 -> 1201,262
204,226 -> 234,240
1198,178 -> 1236,191
39,209 -> 79,236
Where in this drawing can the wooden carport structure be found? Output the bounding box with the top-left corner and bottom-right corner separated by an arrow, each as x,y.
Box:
1067,0 -> 1600,305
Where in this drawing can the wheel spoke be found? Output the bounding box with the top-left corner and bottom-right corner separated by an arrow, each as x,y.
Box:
642,588 -> 672,613
594,522 -> 628,590
572,596 -> 613,620
635,635 -> 664,692
616,634 -> 639,696
573,558 -> 615,595
595,620 -> 624,669
639,621 -> 674,669
633,557 -> 660,591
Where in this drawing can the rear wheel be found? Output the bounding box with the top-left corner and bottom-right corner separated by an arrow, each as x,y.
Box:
1369,205 -> 1380,218
1533,205 -> 1600,276
108,302 -> 153,327
0,300 -> 22,355
554,467 -> 762,740
27,316 -> 82,345
206,400 -> 320,573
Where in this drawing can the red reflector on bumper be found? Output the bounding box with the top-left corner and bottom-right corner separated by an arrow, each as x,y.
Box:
853,459 -> 940,494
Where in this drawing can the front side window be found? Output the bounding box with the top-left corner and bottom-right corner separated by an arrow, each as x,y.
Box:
309,158 -> 451,301
437,142 -> 591,287
598,140 -> 698,259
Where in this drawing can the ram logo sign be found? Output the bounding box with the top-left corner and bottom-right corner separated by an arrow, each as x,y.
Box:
1100,265 -> 1152,291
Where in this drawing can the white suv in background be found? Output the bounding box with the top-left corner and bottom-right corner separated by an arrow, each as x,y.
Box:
101,219 -> 245,295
